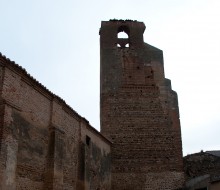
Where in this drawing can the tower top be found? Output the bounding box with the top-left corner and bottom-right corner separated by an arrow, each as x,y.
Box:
100,19 -> 145,32
100,19 -> 145,48
101,19 -> 145,27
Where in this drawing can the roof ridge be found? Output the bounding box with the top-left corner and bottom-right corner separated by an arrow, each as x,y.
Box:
0,52 -> 81,119
0,52 -> 112,143
206,150 -> 220,157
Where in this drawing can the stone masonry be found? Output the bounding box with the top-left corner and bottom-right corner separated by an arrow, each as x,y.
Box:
100,20 -> 184,189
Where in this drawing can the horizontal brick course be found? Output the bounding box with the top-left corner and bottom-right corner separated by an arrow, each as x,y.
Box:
100,20 -> 184,189
0,52 -> 111,190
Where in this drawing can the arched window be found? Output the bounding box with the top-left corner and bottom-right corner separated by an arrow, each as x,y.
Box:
117,31 -> 129,39
117,25 -> 130,48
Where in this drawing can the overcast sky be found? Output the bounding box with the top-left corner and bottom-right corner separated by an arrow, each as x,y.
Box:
1,0 -> 220,155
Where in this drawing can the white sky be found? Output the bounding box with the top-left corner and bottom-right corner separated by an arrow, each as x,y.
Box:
0,0 -> 220,156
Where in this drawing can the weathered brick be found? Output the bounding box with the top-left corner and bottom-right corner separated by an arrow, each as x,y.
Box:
0,52 -> 111,190
0,19 -> 185,190
100,19 -> 184,189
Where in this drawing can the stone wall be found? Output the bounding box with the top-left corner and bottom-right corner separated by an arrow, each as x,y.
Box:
0,53 -> 111,190
184,151 -> 220,180
100,20 -> 184,190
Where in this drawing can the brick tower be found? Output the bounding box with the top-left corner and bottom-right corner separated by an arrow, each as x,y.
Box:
100,20 -> 185,189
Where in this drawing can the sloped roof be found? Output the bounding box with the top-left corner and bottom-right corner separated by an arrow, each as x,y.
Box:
0,52 -> 111,145
206,150 -> 220,157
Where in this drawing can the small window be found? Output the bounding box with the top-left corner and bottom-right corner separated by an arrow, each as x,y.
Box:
117,25 -> 130,48
117,42 -> 129,48
86,135 -> 91,146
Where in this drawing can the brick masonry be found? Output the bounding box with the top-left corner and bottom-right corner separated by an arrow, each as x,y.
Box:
100,20 -> 184,189
0,54 -> 111,190
0,19 -> 185,190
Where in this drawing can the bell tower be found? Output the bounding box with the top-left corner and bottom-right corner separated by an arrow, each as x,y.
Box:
100,20 -> 184,189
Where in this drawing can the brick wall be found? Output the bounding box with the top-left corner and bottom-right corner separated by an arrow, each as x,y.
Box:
79,119 -> 111,190
100,20 -> 184,189
0,53 -> 111,190
0,19 -> 184,189
0,64 -> 4,151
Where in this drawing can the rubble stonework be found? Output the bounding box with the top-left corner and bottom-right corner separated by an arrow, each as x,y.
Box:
100,20 -> 184,189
